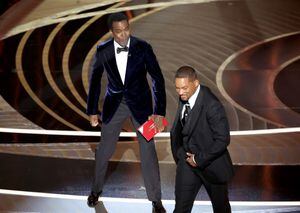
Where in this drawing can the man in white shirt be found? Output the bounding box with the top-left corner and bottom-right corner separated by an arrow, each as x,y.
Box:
86,12 -> 166,213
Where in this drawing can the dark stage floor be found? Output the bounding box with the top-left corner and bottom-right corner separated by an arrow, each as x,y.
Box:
0,153 -> 300,212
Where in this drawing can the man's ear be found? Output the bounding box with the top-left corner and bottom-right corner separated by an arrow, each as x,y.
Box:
194,79 -> 200,87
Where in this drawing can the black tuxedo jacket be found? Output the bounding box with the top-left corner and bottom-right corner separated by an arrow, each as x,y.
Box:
87,36 -> 166,124
170,86 -> 234,183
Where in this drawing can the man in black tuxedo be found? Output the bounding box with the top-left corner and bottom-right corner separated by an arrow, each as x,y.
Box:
86,13 -> 166,212
171,66 -> 234,213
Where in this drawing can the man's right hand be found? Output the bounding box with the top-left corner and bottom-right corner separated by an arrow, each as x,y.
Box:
89,115 -> 99,127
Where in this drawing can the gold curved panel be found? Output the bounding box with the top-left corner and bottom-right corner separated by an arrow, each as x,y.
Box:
0,0 -> 124,40
216,31 -> 300,127
42,22 -> 89,122
2,0 -> 220,40
16,30 -> 81,130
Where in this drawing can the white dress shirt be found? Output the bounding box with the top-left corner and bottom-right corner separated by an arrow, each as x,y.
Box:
114,39 -> 130,84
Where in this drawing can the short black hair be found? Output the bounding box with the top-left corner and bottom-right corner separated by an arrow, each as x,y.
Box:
175,65 -> 198,81
107,12 -> 128,29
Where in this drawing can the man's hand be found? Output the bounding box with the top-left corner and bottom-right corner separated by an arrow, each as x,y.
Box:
89,115 -> 99,127
148,114 -> 166,132
186,152 -> 197,167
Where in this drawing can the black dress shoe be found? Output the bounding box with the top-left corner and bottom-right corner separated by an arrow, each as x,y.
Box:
87,191 -> 101,207
152,200 -> 166,213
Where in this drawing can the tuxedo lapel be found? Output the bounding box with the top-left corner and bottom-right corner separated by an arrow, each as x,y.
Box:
171,100 -> 184,133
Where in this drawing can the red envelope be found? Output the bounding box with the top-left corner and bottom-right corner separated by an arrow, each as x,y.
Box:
138,117 -> 168,141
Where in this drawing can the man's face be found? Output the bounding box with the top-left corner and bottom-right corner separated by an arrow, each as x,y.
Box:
111,20 -> 130,47
175,77 -> 199,101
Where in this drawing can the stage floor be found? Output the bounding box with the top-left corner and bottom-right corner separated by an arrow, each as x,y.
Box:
0,153 -> 299,212
1,191 -> 300,213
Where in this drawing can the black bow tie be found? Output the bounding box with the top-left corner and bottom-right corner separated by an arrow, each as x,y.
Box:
117,46 -> 129,54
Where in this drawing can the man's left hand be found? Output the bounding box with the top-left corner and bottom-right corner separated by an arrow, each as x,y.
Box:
148,114 -> 166,132
186,152 -> 197,167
